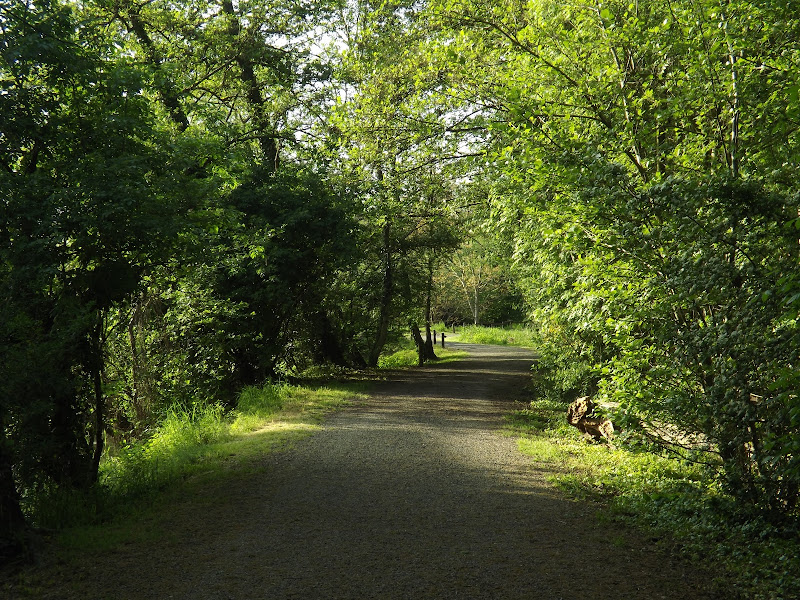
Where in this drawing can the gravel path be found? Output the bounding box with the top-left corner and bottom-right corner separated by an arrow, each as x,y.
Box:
14,343 -> 715,599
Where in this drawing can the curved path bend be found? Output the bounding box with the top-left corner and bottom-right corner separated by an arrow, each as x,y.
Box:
24,343 -> 714,599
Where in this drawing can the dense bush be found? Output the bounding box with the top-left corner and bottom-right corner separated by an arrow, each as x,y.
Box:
507,396 -> 800,600
520,175 -> 800,518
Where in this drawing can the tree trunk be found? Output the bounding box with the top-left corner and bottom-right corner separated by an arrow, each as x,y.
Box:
348,346 -> 368,368
0,421 -> 27,560
473,285 -> 479,325
127,305 -> 146,424
424,323 -> 436,361
89,312 -> 105,485
424,257 -> 437,361
368,222 -> 393,367
222,0 -> 280,172
125,11 -> 190,132
410,324 -> 425,366
721,7 -> 741,179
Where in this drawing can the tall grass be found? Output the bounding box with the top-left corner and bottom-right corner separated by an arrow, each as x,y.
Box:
100,402 -> 230,502
29,383 -> 361,530
230,383 -> 285,433
452,324 -> 537,347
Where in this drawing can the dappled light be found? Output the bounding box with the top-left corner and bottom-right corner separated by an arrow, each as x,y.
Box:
2,0 -> 798,596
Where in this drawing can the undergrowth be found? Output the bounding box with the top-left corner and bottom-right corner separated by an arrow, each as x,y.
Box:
28,382 -> 364,533
451,324 -> 537,347
505,396 -> 800,600
378,337 -> 469,369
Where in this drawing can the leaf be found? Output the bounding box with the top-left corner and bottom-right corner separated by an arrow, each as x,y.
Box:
788,85 -> 799,104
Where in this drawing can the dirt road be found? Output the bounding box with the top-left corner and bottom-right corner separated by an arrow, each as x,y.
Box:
12,343 -> 714,599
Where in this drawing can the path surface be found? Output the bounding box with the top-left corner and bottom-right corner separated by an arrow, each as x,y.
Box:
18,343 -> 714,599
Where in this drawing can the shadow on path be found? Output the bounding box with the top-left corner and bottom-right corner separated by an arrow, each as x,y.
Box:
21,343 -> 716,600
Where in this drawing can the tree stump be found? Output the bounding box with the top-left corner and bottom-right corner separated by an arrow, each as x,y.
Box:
567,396 -> 614,441
567,396 -> 593,425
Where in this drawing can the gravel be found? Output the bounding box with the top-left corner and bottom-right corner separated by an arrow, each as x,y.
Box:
9,342 -> 717,599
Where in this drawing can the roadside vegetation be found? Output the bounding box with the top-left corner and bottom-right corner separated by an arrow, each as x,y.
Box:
449,324 -> 537,348
507,399 -> 800,600
485,325 -> 800,600
28,383 -> 364,547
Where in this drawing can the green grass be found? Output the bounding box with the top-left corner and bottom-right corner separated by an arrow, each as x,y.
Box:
451,324 -> 537,347
506,398 -> 800,600
378,337 -> 469,369
108,382 -> 361,491
29,382 -> 365,540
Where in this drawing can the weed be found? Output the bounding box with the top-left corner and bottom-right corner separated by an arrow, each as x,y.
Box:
506,397 -> 800,600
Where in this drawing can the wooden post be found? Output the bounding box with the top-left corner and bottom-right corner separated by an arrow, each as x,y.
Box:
441,333 -> 446,348
433,330 -> 437,344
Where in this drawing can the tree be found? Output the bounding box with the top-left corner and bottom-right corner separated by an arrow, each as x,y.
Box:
0,0 -> 357,552
435,234 -> 521,326
328,0 -> 474,365
0,0 -> 201,549
419,0 -> 800,515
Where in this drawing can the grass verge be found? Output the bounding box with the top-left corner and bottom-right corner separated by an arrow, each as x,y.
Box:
450,324 -> 537,347
378,337 -> 469,369
29,382 -> 365,552
505,397 -> 800,600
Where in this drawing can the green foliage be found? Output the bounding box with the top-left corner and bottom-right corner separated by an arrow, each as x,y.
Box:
1,0 -> 433,545
378,346 -> 422,369
1,0 -> 195,506
3,0 -> 800,570
511,172 -> 800,515
416,0 -> 800,520
433,235 -> 524,326
507,399 -> 800,599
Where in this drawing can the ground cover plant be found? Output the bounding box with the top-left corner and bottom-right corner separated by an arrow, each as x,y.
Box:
26,383 -> 365,543
449,324 -> 537,348
506,393 -> 800,600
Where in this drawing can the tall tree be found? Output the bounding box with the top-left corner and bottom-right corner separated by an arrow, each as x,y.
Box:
329,0 -> 473,365
0,0 -> 200,547
419,0 -> 800,514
